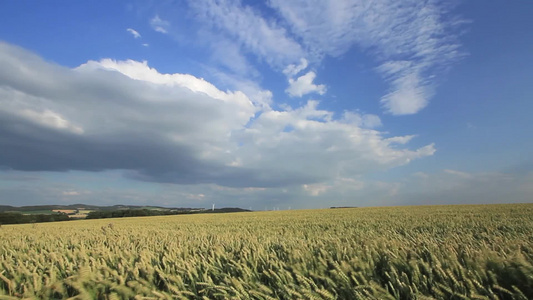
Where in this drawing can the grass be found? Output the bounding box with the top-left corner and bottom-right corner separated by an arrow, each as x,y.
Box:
0,203 -> 532,299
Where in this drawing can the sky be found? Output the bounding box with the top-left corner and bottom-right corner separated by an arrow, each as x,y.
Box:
0,1 -> 532,209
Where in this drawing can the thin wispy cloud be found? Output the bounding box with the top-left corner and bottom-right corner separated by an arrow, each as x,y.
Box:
176,0 -> 465,114
150,15 -> 170,34
126,28 -> 141,39
272,0 -> 464,114
176,0 -> 463,114
186,0 -> 304,69
341,111 -> 382,129
204,65 -> 274,110
283,58 -> 309,77
208,37 -> 258,78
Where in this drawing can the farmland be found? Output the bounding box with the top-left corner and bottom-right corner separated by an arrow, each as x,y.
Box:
0,205 -> 249,225
1,204 -> 532,299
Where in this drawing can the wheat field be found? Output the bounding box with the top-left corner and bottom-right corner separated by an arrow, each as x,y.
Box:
1,204 -> 532,299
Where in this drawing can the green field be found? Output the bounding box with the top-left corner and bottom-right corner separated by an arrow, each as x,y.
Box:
1,204 -> 532,299
18,210 -> 57,215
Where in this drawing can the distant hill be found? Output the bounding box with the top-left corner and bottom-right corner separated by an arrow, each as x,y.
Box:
0,204 -> 198,213
0,205 -> 14,211
0,204 -> 251,214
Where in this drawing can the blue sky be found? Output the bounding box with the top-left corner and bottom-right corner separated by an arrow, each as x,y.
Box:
0,0 -> 532,209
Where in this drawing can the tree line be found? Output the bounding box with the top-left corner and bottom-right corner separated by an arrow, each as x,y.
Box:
0,208 -> 249,225
85,209 -> 190,219
0,212 -> 70,225
86,208 -> 248,219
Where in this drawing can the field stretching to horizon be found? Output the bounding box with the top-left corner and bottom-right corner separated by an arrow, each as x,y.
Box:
1,204 -> 532,299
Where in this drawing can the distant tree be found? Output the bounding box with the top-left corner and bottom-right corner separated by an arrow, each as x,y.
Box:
0,212 -> 69,225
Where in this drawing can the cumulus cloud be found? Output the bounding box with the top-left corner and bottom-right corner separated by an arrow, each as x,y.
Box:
282,58 -> 326,98
0,42 -> 434,190
285,71 -> 326,97
231,100 -> 435,185
13,107 -> 84,134
126,28 -> 141,39
150,15 -> 170,33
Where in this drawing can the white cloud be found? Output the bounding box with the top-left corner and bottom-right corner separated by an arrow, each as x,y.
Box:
283,58 -> 308,77
144,0 -> 464,115
79,58 -> 255,114
186,0 -> 304,68
19,108 -> 84,135
303,183 -> 331,196
62,191 -> 81,196
361,114 -> 382,129
126,28 -> 141,39
0,42 -> 434,191
208,37 -> 258,78
385,135 -> 416,145
379,70 -> 431,115
205,66 -> 273,110
150,15 -> 170,34
341,111 -> 382,129
282,58 -> 326,98
286,71 -> 326,97
268,0 -> 464,114
232,100 -> 434,184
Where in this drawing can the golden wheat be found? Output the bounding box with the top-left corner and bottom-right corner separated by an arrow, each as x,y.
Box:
0,204 -> 532,299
